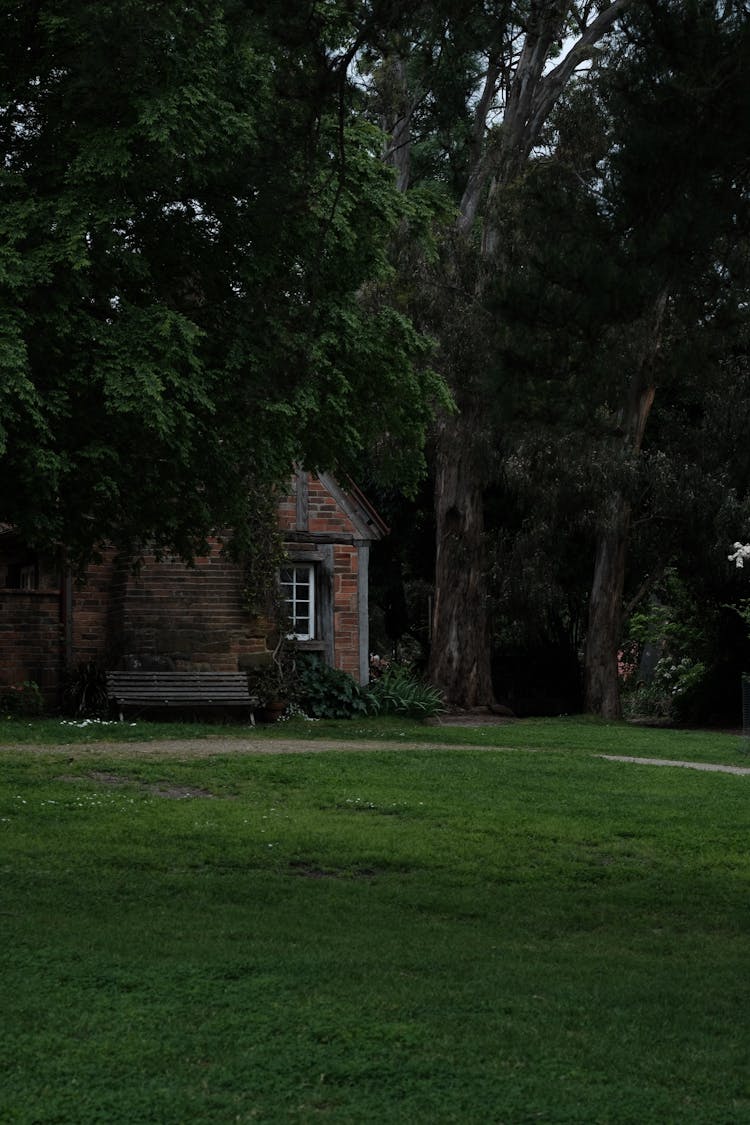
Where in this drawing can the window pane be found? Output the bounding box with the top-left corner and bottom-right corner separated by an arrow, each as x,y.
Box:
281,564 -> 315,640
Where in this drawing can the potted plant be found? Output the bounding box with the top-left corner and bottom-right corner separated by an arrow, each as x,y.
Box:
248,641 -> 296,722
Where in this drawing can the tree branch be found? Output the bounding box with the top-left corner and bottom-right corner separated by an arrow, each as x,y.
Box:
457,55 -> 501,233
528,0 -> 632,142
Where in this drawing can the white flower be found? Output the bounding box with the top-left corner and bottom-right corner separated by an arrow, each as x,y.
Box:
728,543 -> 750,568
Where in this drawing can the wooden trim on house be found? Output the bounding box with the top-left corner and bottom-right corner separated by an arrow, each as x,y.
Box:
317,472 -> 388,541
295,468 -> 309,532
318,544 -> 335,667
357,542 -> 370,684
283,531 -> 358,546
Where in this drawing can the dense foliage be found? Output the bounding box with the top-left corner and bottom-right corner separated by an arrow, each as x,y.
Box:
283,655 -> 445,721
4,0 -> 750,721
0,1 -> 443,568
368,664 -> 445,717
366,0 -> 750,720
292,655 -> 372,720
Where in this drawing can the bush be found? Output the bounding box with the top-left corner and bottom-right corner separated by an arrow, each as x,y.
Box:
621,656 -> 706,721
368,666 -> 445,718
294,655 -> 371,719
1,680 -> 44,717
63,662 -> 110,718
294,656 -> 445,721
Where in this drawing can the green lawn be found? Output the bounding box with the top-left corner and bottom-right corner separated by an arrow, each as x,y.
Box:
1,711 -> 747,765
2,723 -> 749,1122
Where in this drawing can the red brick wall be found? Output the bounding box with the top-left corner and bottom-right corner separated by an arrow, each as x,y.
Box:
1,472 -> 372,701
102,545 -> 268,671
276,493 -> 297,530
71,557 -> 116,668
282,473 -> 364,680
333,544 -> 359,678
307,476 -> 359,536
0,590 -> 63,704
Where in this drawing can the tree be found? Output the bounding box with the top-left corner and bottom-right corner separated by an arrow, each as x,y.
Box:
362,0 -> 750,717
0,0 -> 443,569
362,0 -> 631,707
578,0 -> 750,714
479,0 -> 750,717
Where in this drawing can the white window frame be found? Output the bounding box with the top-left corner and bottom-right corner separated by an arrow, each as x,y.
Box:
19,563 -> 37,590
279,564 -> 315,641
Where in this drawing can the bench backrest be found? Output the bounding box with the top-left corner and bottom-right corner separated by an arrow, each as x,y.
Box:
106,671 -> 252,702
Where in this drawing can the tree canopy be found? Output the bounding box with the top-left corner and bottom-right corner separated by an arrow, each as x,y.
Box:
0,0 -> 444,567
4,0 -> 750,722
360,0 -> 750,717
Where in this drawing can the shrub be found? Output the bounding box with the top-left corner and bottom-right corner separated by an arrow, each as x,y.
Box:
1,680 -> 44,717
294,655 -> 371,719
621,656 -> 706,721
63,662 -> 110,718
368,666 -> 445,718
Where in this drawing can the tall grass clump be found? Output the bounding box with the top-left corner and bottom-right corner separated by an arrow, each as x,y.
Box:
368,665 -> 445,718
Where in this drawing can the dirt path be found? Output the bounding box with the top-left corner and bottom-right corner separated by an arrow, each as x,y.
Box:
0,736 -> 478,758
3,737 -> 750,774
598,754 -> 750,776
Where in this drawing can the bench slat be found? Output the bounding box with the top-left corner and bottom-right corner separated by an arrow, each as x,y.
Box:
106,671 -> 257,722
106,673 -> 249,678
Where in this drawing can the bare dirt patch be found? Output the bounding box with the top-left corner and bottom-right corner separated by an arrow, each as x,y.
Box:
427,711 -> 516,727
88,770 -> 132,786
146,784 -> 217,799
11,737 -> 471,759
287,860 -> 380,880
10,737 -> 749,778
55,768 -> 219,799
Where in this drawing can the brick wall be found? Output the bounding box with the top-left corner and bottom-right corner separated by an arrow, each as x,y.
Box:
105,545 -> 268,671
0,590 -> 63,704
333,544 -> 359,678
71,557 -> 116,667
276,494 -> 297,530
307,476 -> 359,536
282,473 -> 364,680
1,472 -> 377,701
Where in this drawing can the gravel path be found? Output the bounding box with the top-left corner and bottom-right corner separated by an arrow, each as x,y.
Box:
0,736 -> 478,758
2,737 -> 750,774
598,754 -> 750,775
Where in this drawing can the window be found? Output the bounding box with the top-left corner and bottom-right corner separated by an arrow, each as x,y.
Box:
3,553 -> 39,589
279,564 -> 315,640
19,563 -> 37,590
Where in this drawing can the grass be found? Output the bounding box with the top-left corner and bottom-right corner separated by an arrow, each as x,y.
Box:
0,711 -> 747,766
2,724 -> 750,1122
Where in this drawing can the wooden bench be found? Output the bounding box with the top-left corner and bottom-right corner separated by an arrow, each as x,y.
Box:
106,671 -> 257,723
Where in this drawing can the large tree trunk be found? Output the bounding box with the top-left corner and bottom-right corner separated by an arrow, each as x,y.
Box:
584,493 -> 632,717
583,287 -> 667,718
429,408 -> 494,708
584,373 -> 659,718
375,5 -> 631,712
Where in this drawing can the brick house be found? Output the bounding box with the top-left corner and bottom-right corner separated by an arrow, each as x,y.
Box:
0,471 -> 387,707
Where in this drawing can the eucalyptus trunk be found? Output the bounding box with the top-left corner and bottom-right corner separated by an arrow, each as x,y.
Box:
375,3 -> 631,710
583,493 -> 632,718
584,358 -> 660,718
429,408 -> 494,708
